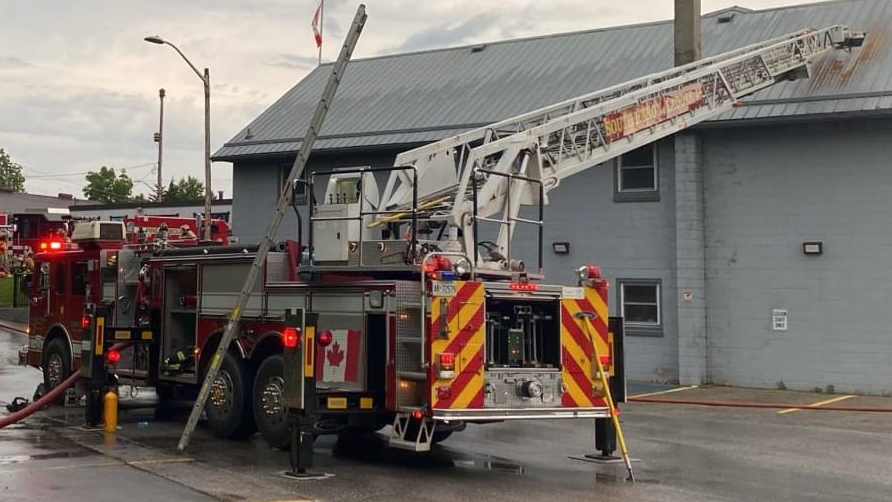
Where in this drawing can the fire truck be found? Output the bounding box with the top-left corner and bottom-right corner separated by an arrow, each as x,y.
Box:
20,25 -> 864,456
121,214 -> 231,244
11,208 -> 73,254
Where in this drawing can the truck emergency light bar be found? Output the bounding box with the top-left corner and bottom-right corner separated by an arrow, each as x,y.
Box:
38,240 -> 77,252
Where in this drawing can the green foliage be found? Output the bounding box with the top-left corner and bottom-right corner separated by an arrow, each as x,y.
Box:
83,166 -> 133,203
0,148 -> 26,192
776,381 -> 787,391
165,176 -> 205,202
825,384 -> 835,394
0,275 -> 11,307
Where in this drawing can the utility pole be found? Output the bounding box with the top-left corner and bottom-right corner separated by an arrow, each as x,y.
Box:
155,88 -> 165,201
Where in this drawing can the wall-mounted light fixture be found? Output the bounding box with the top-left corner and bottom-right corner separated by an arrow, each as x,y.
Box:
552,241 -> 570,254
802,241 -> 823,255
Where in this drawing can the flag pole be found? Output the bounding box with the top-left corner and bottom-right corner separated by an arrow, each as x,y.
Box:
318,0 -> 324,65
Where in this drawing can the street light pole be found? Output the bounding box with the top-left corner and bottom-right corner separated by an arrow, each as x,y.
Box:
144,36 -> 213,240
155,88 -> 165,202
203,68 -> 211,240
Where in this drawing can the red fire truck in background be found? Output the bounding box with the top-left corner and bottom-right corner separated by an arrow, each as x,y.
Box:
11,209 -> 72,254
122,214 -> 231,244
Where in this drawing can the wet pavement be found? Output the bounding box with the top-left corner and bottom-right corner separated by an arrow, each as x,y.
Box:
0,326 -> 216,502
3,322 -> 892,502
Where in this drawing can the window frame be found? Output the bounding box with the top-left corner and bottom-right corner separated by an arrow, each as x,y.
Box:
614,144 -> 660,202
617,278 -> 663,337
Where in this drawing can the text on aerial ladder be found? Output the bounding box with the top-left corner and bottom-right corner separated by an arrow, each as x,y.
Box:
604,82 -> 705,142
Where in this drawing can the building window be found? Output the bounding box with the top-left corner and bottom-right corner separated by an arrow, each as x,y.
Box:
618,279 -> 662,336
614,145 -> 659,202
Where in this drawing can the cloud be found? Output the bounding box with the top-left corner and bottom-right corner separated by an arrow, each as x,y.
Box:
269,54 -> 320,71
0,56 -> 33,69
386,11 -> 501,53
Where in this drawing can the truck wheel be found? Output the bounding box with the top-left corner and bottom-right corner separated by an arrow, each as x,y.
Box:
206,352 -> 256,439
42,338 -> 71,404
253,355 -> 290,449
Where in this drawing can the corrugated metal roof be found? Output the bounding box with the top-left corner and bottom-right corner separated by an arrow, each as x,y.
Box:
214,0 -> 892,162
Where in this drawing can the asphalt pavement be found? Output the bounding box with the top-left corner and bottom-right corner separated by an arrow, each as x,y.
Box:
3,322 -> 892,502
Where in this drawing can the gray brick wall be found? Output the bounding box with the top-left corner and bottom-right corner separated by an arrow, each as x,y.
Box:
702,119 -> 892,394
675,133 -> 708,384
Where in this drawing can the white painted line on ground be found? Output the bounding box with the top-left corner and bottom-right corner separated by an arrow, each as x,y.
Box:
128,457 -> 195,466
777,395 -> 855,415
630,385 -> 699,399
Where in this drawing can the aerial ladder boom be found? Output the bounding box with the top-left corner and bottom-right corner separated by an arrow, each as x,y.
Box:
377,25 -> 864,268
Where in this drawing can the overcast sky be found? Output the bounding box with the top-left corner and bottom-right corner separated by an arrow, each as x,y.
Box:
0,0 -> 819,200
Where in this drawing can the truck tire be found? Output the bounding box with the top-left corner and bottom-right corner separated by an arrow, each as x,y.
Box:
206,352 -> 256,439
42,338 -> 71,404
252,355 -> 290,449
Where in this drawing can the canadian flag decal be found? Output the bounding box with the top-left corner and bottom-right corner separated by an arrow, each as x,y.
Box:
327,341 -> 345,367
317,329 -> 360,383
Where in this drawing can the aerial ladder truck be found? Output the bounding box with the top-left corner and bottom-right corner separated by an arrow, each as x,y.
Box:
286,23 -> 865,454
21,23 -> 863,474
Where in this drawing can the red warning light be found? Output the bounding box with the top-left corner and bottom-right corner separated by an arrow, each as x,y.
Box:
283,327 -> 301,348
316,329 -> 333,347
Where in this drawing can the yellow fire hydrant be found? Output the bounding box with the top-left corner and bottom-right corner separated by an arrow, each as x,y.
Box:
103,388 -> 118,433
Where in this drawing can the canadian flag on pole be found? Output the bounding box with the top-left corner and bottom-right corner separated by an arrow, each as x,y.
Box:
311,1 -> 323,48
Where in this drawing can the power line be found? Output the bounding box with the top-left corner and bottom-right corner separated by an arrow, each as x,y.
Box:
22,162 -> 158,179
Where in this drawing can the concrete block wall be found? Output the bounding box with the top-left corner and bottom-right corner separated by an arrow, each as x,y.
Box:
702,118 -> 892,394
674,133 -> 708,384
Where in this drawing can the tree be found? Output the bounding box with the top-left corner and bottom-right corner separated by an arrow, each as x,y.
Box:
83,166 -> 133,203
0,148 -> 26,192
165,176 -> 205,202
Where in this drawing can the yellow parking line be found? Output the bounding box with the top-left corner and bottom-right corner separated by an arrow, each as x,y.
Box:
778,395 -> 855,415
630,385 -> 699,399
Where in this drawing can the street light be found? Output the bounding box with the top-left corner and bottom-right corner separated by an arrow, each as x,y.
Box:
144,35 -> 213,240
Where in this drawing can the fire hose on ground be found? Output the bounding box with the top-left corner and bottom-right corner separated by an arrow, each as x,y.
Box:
0,371 -> 80,429
1,340 -> 133,429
